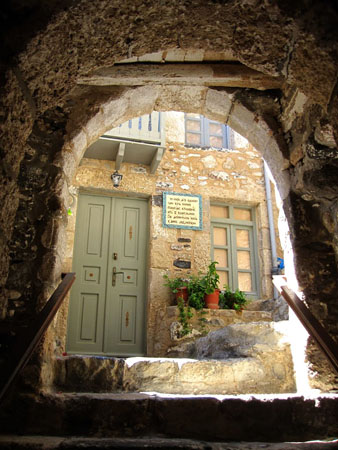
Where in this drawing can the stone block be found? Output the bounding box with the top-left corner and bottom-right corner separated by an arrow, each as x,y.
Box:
177,237 -> 191,243
155,85 -> 207,112
201,155 -> 217,169
209,171 -> 230,181
262,137 -> 290,200
180,165 -> 190,173
165,111 -> 185,143
203,89 -> 232,123
228,102 -> 262,148
173,259 -> 191,269
150,239 -> 171,268
314,122 -> 336,148
148,268 -> 171,305
121,329 -> 296,394
170,244 -> 184,251
152,194 -> 163,207
53,356 -> 123,392
281,89 -> 308,133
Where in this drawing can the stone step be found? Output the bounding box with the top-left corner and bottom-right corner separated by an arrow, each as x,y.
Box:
0,435 -> 338,449
54,323 -> 296,395
54,355 -> 295,395
1,391 -> 338,443
245,297 -> 288,322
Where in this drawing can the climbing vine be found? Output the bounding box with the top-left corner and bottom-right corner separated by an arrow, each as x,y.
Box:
177,296 -> 193,336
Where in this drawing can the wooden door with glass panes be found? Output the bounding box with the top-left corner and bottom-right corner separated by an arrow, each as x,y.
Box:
211,204 -> 259,299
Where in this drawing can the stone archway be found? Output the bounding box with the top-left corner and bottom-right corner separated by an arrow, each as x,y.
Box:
47,85 -> 288,362
62,85 -> 289,199
1,1 -> 337,391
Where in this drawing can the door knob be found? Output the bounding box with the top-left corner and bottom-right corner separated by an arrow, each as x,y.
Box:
112,266 -> 124,286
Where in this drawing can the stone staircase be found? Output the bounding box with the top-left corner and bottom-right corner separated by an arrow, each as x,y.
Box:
1,390 -> 338,447
1,303 -> 338,447
53,321 -> 296,395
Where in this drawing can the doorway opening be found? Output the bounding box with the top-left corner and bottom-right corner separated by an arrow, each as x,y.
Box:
66,194 -> 148,357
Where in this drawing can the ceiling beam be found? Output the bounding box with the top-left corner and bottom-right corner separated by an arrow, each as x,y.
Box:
77,63 -> 283,90
115,142 -> 125,170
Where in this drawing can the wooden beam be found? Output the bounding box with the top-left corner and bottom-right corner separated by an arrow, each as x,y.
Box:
150,147 -> 164,174
0,273 -> 76,404
77,63 -> 283,90
115,142 -> 125,170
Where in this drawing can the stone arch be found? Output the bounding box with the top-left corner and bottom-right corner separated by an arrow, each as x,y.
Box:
52,84 -> 291,363
61,85 -> 289,201
1,1 -> 337,390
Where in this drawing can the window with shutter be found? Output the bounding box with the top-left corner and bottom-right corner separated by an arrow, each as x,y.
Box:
185,114 -> 230,149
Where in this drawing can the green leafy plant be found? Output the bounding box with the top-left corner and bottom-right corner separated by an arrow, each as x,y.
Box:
187,274 -> 205,310
219,285 -> 248,311
203,261 -> 220,294
177,296 -> 193,336
197,310 -> 208,335
163,274 -> 188,293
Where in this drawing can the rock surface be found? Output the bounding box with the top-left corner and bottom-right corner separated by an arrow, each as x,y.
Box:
246,297 -> 289,322
55,321 -> 296,395
163,306 -> 273,356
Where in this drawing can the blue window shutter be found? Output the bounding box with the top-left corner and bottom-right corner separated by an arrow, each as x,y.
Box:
203,117 -> 210,147
185,114 -> 230,149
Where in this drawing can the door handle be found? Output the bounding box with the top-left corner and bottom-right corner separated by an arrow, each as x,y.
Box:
112,266 -> 124,286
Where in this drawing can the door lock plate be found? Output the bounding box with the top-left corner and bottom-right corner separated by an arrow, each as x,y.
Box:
112,266 -> 124,286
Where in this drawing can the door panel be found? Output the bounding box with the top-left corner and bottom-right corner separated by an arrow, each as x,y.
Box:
79,293 -> 99,341
104,198 -> 147,355
67,195 -> 111,353
124,208 -> 138,258
67,194 -> 148,356
86,204 -> 105,255
119,295 -> 137,343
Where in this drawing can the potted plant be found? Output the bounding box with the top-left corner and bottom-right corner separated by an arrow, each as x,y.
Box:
202,261 -> 220,309
163,274 -> 189,304
219,285 -> 248,311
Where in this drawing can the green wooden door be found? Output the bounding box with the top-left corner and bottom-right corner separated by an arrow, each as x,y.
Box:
66,194 -> 148,356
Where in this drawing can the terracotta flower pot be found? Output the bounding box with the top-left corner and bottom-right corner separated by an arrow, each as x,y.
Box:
204,289 -> 220,309
175,286 -> 189,305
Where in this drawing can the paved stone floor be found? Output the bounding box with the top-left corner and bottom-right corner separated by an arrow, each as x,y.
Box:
0,435 -> 338,449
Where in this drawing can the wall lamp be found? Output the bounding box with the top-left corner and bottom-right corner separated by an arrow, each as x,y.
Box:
111,170 -> 123,188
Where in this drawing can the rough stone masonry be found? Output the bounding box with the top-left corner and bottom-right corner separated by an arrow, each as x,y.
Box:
0,1 -> 337,393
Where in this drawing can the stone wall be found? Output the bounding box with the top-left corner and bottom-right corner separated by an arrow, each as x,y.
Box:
57,112 -> 280,357
0,0 -> 337,391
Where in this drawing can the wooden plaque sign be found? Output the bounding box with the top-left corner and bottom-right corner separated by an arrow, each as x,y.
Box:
163,192 -> 202,230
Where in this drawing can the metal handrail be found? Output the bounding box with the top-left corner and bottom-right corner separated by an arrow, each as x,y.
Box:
273,275 -> 338,375
0,272 -> 76,404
